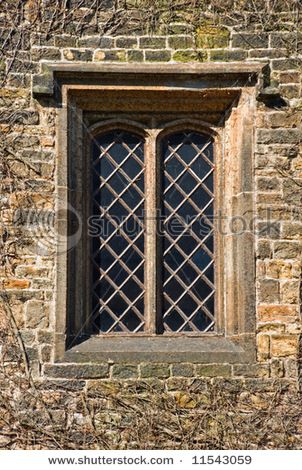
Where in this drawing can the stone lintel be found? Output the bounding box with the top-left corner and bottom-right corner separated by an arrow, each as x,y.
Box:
32,61 -> 266,97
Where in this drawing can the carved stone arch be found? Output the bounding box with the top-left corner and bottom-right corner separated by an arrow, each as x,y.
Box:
156,118 -> 219,141
88,118 -> 148,140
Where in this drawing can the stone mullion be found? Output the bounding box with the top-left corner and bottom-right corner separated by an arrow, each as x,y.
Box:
144,130 -> 162,334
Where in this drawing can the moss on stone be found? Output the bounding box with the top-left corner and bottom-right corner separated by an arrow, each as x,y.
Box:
196,364 -> 232,377
166,23 -> 194,35
127,50 -> 144,62
172,50 -> 207,62
209,49 -> 247,61
105,50 -> 126,62
145,50 -> 171,61
195,25 -> 230,49
168,35 -> 194,49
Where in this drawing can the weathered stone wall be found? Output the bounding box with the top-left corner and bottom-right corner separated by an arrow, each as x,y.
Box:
0,0 -> 302,449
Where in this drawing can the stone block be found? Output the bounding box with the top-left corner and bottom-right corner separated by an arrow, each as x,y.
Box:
270,32 -> 301,49
37,330 -> 54,344
280,280 -> 300,304
31,32 -> 55,47
165,377 -> 190,391
167,23 -> 194,35
44,363 -> 109,379
271,59 -> 300,70
15,265 -> 50,278
257,334 -> 270,361
258,279 -> 279,303
173,391 -> 197,408
79,36 -> 113,48
265,111 -> 302,128
25,347 -> 39,361
171,363 -> 195,377
257,129 -> 301,145
274,241 -> 301,259
257,177 -> 281,192
282,222 -> 302,239
168,35 -> 194,49
111,364 -> 138,379
25,300 -> 49,329
284,358 -> 299,378
41,345 -> 52,362
256,240 -> 272,259
31,47 -> 61,61
20,330 -> 35,345
115,37 -> 138,48
127,50 -> 144,62
232,33 -> 269,49
140,363 -> 170,378
196,26 -> 230,48
195,364 -> 232,377
278,72 -> 300,84
37,379 -> 86,391
172,50 -> 206,62
271,335 -> 299,357
145,50 -> 171,61
243,378 -> 281,392
279,84 -> 300,100
3,279 -> 30,289
248,48 -> 287,59
283,179 -> 302,206
209,49 -> 247,61
258,304 -> 298,321
257,221 -> 280,239
233,363 -> 269,378
54,35 -> 77,47
139,37 -> 166,49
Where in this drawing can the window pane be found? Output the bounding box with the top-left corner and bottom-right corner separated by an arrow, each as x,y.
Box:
91,130 -> 145,333
162,131 -> 215,333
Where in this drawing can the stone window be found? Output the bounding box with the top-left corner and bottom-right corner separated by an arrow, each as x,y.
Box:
33,62 -> 264,363
91,126 -> 215,335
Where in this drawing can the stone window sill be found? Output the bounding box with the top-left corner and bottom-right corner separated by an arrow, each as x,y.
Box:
61,335 -> 255,364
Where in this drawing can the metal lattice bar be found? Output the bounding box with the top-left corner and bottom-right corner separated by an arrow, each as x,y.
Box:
91,130 -> 145,334
164,257 -> 215,316
162,131 -> 215,333
164,201 -> 215,262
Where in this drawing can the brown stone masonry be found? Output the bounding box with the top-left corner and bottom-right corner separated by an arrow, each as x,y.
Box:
0,0 -> 301,449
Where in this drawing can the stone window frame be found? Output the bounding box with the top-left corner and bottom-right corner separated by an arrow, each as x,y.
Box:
33,62 -> 264,363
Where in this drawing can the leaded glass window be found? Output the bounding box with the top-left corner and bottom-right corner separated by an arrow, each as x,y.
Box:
162,132 -> 215,333
91,127 -> 215,335
91,131 -> 145,333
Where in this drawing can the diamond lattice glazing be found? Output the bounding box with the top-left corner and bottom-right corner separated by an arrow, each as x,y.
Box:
162,131 -> 215,332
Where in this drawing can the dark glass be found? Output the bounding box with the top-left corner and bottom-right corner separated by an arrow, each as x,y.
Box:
91,131 -> 145,333
162,131 -> 215,333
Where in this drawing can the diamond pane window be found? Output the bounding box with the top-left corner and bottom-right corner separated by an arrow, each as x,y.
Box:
91,130 -> 145,333
90,127 -> 215,335
162,132 -> 215,333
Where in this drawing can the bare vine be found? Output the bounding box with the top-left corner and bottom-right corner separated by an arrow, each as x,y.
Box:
0,0 -> 301,449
